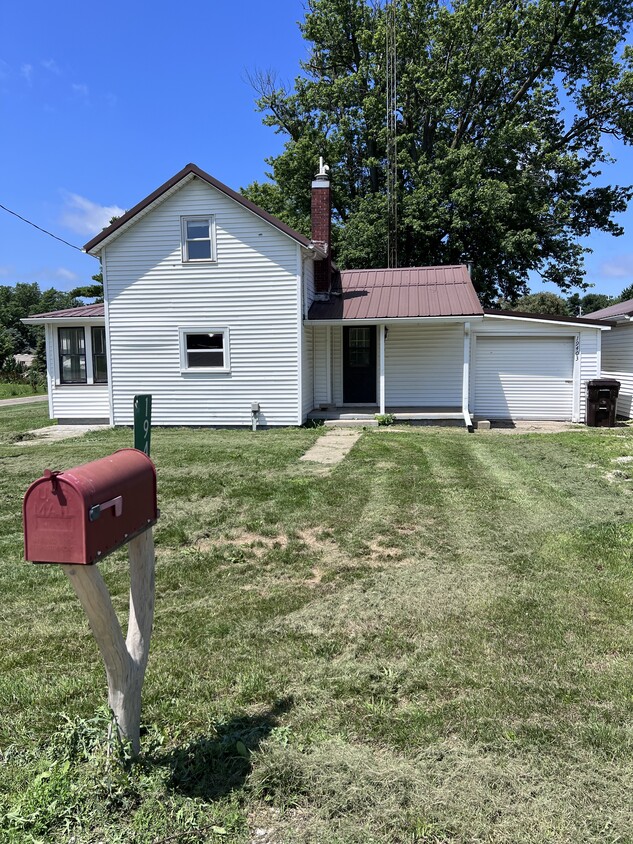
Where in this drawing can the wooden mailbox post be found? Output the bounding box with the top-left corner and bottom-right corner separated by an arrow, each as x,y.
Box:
23,449 -> 158,755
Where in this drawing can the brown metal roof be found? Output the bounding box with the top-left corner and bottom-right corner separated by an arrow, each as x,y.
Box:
483,308 -> 613,327
308,265 -> 483,321
26,304 -> 105,319
83,163 -> 313,254
584,298 -> 633,320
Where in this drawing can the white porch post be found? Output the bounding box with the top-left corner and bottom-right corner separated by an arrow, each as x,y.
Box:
326,326 -> 332,406
379,324 -> 386,414
462,322 -> 473,429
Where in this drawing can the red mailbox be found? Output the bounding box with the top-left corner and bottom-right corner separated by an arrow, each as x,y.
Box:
23,449 -> 158,565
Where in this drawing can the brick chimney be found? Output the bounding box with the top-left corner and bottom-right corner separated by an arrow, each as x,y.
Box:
312,158 -> 331,295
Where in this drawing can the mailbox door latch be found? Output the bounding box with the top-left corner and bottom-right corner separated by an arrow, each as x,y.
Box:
89,496 -> 123,522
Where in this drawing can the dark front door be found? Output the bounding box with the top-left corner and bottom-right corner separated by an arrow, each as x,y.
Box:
343,326 -> 377,403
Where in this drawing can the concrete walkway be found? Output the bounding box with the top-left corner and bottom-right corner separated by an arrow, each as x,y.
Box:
0,394 -> 48,407
299,428 -> 362,466
20,423 -> 110,445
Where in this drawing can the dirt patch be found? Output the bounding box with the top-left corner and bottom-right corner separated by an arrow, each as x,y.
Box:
613,455 -> 633,464
195,531 -> 288,557
485,420 -> 579,434
604,470 -> 630,483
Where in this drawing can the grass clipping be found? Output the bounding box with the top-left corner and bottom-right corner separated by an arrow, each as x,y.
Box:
249,737 -> 630,843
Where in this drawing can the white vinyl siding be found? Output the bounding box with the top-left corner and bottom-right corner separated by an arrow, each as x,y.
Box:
601,321 -> 633,418
50,384 -> 110,421
474,336 -> 574,420
42,322 -> 110,421
103,177 -> 301,427
304,256 -> 316,312
313,325 -> 330,406
302,324 -> 314,418
384,324 -> 462,406
332,326 -> 344,406
579,330 -> 600,422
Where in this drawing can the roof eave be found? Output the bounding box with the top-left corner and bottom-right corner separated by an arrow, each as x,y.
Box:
22,316 -> 106,326
304,314 -> 484,325
483,309 -> 613,329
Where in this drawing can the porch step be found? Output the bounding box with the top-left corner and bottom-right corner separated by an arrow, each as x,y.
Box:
323,418 -> 379,427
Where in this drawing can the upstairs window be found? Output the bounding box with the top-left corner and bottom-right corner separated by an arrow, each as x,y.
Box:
181,216 -> 215,262
180,328 -> 230,372
91,326 -> 108,384
59,327 -> 87,384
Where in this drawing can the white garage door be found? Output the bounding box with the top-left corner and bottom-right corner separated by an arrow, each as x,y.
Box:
474,336 -> 574,420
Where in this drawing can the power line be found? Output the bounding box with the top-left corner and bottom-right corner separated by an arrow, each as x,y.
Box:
386,0 -> 398,269
0,202 -> 84,252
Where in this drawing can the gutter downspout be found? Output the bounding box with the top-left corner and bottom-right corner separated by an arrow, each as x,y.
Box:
462,322 -> 473,432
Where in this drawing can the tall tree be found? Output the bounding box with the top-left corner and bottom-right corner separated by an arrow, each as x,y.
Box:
244,0 -> 633,303
513,291 -> 571,315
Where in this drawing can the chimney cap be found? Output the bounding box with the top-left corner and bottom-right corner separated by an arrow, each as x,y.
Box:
315,157 -> 330,180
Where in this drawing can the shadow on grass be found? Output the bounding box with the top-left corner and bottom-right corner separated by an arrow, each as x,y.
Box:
149,697 -> 293,801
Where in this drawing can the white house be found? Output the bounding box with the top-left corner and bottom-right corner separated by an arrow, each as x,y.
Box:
25,163 -> 610,428
586,298 -> 633,417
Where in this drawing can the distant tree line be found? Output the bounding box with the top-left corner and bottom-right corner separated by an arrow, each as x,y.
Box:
507,284 -> 633,317
0,283 -> 81,377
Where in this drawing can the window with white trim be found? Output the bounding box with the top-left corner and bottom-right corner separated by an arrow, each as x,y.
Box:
181,216 -> 215,262
91,326 -> 108,383
59,327 -> 87,384
180,328 -> 230,372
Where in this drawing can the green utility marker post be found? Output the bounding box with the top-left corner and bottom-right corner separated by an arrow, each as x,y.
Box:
134,395 -> 152,456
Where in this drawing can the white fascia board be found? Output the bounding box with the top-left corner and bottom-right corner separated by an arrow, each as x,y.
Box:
22,317 -> 105,326
304,315 -> 485,326
484,313 -> 610,331
301,244 -> 327,260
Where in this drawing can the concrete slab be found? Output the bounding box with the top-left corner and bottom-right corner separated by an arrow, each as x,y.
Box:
20,424 -> 110,445
300,428 -> 362,466
324,418 -> 378,428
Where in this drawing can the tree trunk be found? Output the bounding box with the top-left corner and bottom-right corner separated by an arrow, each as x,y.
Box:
63,529 -> 155,755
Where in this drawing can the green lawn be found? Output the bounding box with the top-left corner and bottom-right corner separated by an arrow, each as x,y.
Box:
1,418 -> 633,843
0,382 -> 46,399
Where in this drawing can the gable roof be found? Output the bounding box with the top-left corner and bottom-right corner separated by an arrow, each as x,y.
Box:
307,265 -> 483,321
585,298 -> 633,320
25,304 -> 105,320
83,163 -> 314,255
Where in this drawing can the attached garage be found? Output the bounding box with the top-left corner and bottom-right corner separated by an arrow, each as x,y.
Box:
474,335 -> 575,420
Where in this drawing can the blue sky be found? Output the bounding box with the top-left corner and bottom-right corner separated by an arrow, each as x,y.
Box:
1,0 -> 632,300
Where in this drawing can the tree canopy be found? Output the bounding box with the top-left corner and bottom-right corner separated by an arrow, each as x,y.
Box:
0,283 -> 79,371
244,0 -> 633,303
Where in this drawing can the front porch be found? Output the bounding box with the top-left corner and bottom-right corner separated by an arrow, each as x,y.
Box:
308,405 -> 466,424
306,319 -> 477,429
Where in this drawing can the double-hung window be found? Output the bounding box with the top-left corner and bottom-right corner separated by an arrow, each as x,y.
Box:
57,326 -> 108,384
180,328 -> 230,372
59,327 -> 87,384
181,216 -> 215,262
91,327 -> 108,383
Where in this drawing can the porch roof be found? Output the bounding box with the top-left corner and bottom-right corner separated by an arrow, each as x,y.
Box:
308,265 -> 483,321
22,304 -> 105,324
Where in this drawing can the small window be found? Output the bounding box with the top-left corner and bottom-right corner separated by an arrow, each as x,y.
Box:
91,327 -> 108,384
59,327 -> 87,384
181,216 -> 215,262
180,328 -> 229,371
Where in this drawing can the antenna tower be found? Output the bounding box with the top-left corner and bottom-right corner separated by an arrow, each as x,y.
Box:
386,0 -> 398,269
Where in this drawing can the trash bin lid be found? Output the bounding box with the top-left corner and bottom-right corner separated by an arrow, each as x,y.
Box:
587,378 -> 621,388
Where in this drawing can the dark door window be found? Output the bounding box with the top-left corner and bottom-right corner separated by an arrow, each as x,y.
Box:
343,326 -> 377,403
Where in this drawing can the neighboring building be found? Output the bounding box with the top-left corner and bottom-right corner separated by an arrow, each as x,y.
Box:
586,298 -> 633,418
24,163 -> 610,427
